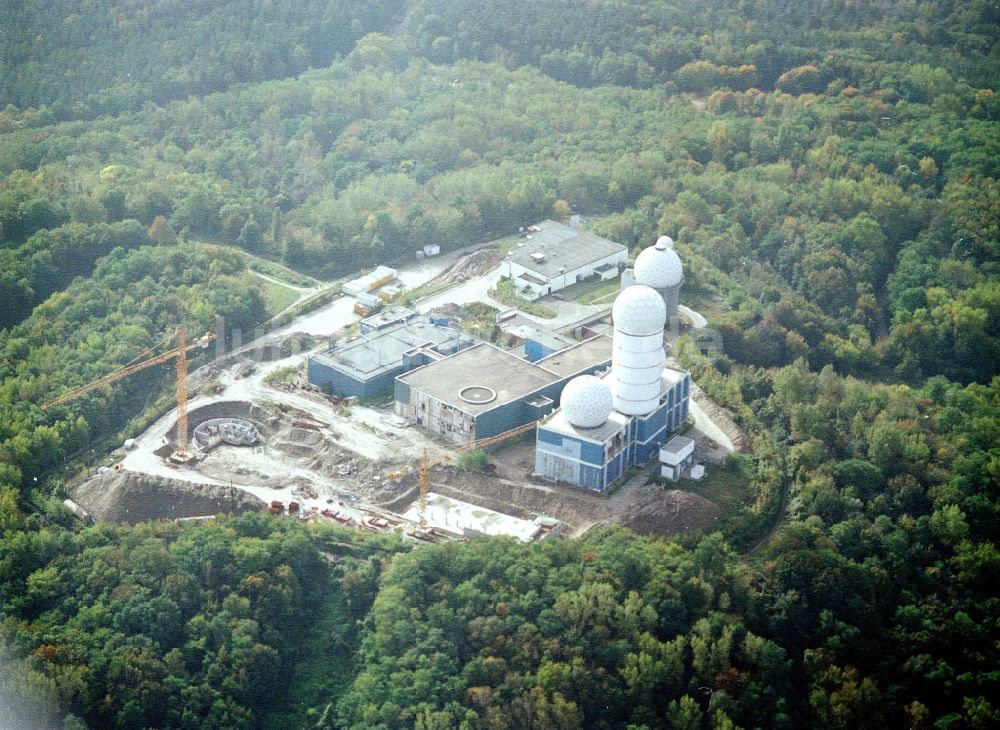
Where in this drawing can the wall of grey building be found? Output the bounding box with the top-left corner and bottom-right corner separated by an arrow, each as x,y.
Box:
473,359 -> 612,439
535,427 -> 617,491
661,282 -> 681,331
474,399 -> 531,440
394,378 -> 410,404
307,356 -> 398,398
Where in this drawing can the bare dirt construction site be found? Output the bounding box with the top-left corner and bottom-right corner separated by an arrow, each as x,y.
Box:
414,439 -> 721,536
73,375 -> 720,536
72,471 -> 263,524
69,247 -> 735,539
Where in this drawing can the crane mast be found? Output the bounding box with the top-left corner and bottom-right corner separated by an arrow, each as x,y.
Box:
174,329 -> 190,461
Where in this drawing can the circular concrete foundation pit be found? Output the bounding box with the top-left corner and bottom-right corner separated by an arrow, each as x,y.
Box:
193,417 -> 260,449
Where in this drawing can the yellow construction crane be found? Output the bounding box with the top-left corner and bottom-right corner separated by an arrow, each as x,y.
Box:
387,420 -> 538,527
43,329 -> 216,462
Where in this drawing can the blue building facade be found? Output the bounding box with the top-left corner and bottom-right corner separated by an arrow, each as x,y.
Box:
535,417 -> 630,490
524,338 -> 554,363
307,356 -> 395,399
522,328 -> 575,363
534,370 -> 690,492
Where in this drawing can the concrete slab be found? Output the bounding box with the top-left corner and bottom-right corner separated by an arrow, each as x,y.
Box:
403,492 -> 543,541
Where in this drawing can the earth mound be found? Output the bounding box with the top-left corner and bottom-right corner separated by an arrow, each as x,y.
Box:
70,471 -> 264,524
617,489 -> 721,535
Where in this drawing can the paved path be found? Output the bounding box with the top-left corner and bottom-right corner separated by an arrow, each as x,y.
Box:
251,270 -> 312,294
679,304 -> 707,328
264,250 -> 462,338
416,266 -> 504,312
688,398 -> 735,453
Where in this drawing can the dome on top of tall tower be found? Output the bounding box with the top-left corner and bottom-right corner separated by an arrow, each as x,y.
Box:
560,375 -> 614,429
612,284 -> 667,336
634,237 -> 682,289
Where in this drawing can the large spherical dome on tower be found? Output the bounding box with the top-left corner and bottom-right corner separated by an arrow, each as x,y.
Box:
612,284 -> 667,335
634,238 -> 683,289
560,375 -> 613,429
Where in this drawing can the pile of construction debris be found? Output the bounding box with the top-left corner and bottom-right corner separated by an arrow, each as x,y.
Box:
614,489 -> 720,535
423,249 -> 503,287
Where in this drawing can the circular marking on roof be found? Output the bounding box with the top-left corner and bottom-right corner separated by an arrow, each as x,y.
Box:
460,385 -> 497,404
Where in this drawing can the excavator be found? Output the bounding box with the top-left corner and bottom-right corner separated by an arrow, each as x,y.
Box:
43,329 -> 215,463
386,420 -> 538,527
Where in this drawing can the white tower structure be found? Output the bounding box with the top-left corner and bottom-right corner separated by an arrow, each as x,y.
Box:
634,235 -> 683,328
611,284 -> 667,415
560,375 -> 613,428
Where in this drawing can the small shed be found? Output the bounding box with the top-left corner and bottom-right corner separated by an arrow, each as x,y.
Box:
660,435 -> 696,480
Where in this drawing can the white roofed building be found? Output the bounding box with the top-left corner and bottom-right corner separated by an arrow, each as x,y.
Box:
660,435 -> 696,481
500,220 -> 627,300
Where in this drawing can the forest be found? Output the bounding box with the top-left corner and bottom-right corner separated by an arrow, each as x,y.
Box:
1,1 -> 997,728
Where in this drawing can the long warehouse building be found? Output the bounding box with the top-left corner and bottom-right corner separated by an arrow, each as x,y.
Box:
499,220 -> 627,300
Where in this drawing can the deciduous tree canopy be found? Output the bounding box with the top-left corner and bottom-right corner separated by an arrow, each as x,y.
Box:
1,1 -> 997,727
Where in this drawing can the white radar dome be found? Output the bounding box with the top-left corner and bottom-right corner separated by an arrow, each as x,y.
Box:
655,235 -> 674,249
634,239 -> 683,289
612,284 -> 667,336
560,375 -> 613,429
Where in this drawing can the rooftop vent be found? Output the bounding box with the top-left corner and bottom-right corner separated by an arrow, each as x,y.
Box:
530,252 -> 547,263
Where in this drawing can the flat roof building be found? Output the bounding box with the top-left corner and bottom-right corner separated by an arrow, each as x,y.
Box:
394,336 -> 613,445
499,220 -> 627,300
519,326 -> 576,362
660,434 -> 696,481
308,317 -> 476,398
534,335 -> 615,377
532,278 -> 691,493
360,305 -> 416,334
342,265 -> 397,298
